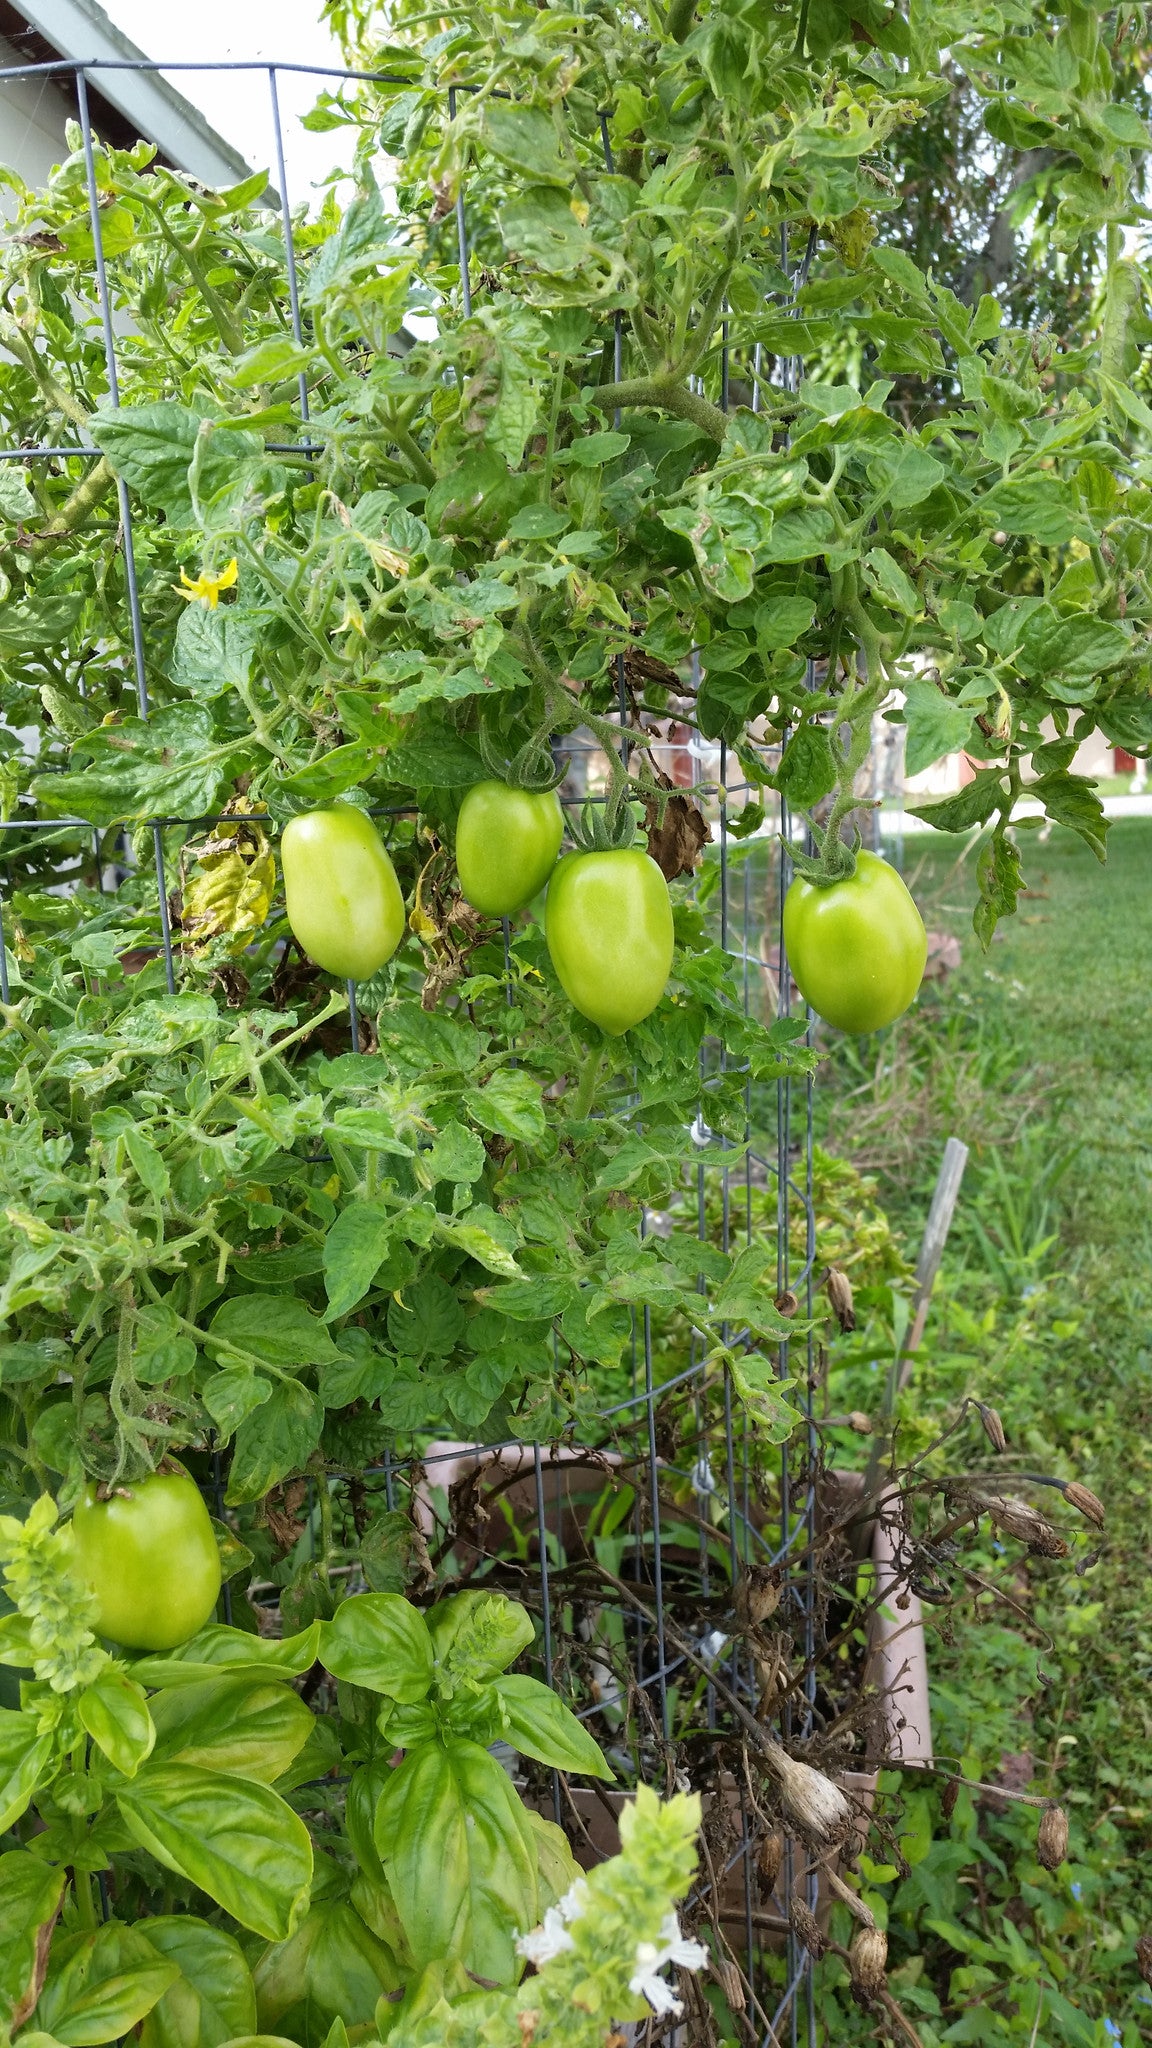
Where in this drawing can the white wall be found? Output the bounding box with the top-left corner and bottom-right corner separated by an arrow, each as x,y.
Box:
0,37 -> 70,194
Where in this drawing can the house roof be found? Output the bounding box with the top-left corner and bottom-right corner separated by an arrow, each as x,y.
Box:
0,0 -> 261,189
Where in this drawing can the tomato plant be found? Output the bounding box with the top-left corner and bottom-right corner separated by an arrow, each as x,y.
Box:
68,1468 -> 222,1651
0,0 -> 1145,2030
545,849 -> 675,1036
454,780 -> 564,917
783,852 -> 928,1035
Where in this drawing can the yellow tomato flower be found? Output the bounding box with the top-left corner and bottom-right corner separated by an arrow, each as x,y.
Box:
174,557 -> 239,609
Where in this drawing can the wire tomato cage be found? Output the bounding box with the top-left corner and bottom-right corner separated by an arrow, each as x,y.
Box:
0,51 -> 887,2046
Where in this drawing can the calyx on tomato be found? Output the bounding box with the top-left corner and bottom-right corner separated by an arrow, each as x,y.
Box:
68,1466 -> 222,1651
281,805 -> 405,982
545,847 -> 674,1036
782,849 -> 927,1034
455,780 -> 564,917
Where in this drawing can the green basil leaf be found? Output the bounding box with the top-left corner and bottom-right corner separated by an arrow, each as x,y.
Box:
252,1900 -> 402,2039
77,1671 -> 155,1779
374,1738 -> 538,1982
36,1924 -> 181,2046
0,1708 -> 54,1832
0,1852 -> 66,2037
320,1594 -> 434,1703
492,1674 -> 614,1780
137,1918 -> 257,2048
131,1624 -> 322,1692
116,1764 -> 313,1941
426,1591 -> 534,1685
148,1678 -> 314,1785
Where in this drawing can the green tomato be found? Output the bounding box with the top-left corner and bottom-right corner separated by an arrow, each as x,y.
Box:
455,780 -> 565,917
545,848 -> 674,1036
782,849 -> 927,1034
69,1468 -> 222,1651
281,805 -> 405,982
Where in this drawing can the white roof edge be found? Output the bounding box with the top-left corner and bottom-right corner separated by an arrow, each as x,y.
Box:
14,0 -> 269,193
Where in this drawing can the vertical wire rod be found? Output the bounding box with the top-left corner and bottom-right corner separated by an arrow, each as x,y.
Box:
532,1443 -> 563,1825
447,87 -> 472,317
76,69 -> 175,993
268,65 -> 311,425
641,1295 -> 669,1739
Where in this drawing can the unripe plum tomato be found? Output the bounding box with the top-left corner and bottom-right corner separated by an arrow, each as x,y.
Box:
69,1468 -> 222,1652
455,780 -> 565,917
545,848 -> 674,1036
782,850 -> 927,1034
281,805 -> 405,982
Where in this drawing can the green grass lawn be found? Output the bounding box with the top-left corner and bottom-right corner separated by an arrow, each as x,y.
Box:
904,817 -> 1152,1253
811,819 -> 1152,2046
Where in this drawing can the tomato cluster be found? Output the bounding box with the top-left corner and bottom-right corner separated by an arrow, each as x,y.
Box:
279,793 -> 925,1050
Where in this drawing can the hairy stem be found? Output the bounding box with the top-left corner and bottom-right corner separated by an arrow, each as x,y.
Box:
592,376 -> 728,442
28,457 -> 114,558
569,1044 -> 604,1120
664,0 -> 698,40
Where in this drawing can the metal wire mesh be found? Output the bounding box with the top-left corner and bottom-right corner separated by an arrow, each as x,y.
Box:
0,54 -> 845,2043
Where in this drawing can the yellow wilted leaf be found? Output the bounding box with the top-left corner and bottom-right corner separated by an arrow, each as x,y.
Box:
181,807 -> 275,955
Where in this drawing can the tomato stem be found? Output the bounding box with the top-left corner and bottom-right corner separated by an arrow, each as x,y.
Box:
569,1044 -> 605,1121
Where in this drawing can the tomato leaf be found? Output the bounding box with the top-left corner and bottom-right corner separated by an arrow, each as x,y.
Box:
902,678 -> 976,778
322,1200 -> 395,1320
224,1382 -> 325,1505
909,767 -> 1007,835
464,1069 -> 548,1144
209,1297 -> 343,1371
726,1353 -> 803,1442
